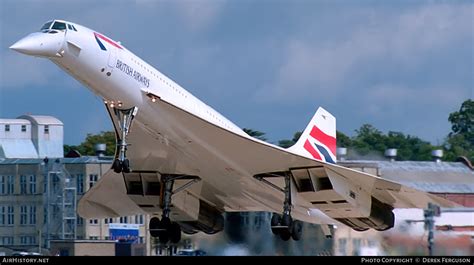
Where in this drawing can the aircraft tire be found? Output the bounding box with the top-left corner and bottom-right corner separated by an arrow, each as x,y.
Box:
149,217 -> 160,238
290,220 -> 303,241
112,159 -> 122,173
270,214 -> 281,235
122,159 -> 130,173
279,229 -> 291,241
169,222 -> 182,243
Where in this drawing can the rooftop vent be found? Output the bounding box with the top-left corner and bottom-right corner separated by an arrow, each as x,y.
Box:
431,149 -> 443,163
384,148 -> 397,162
95,143 -> 106,157
337,147 -> 347,161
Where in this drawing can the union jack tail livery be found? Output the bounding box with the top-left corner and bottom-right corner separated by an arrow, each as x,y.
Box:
289,107 -> 337,164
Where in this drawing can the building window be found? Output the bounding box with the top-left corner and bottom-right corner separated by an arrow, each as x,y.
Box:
77,215 -> 83,225
21,125 -> 26,132
29,206 -> 36,225
7,206 -> 14,225
119,216 -> 128,223
89,174 -> 98,189
77,174 -> 84,194
20,206 -> 28,225
0,176 -> 5,195
353,238 -> 362,255
1,236 -> 14,245
20,236 -> 35,245
5,124 -> 10,132
0,206 -> 5,225
135,215 -> 144,225
20,175 -> 27,194
29,175 -> 36,194
44,125 -> 49,134
139,237 -> 144,244
89,219 -> 98,225
338,238 -> 347,255
89,236 -> 99,240
7,176 -> 14,194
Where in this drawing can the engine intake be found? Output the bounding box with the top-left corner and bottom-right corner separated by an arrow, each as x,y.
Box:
178,200 -> 224,235
336,197 -> 394,231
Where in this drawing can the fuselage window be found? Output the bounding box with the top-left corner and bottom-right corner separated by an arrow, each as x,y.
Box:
51,22 -> 66,30
40,21 -> 53,31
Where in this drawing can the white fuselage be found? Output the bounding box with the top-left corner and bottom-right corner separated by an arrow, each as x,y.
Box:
55,24 -> 246,138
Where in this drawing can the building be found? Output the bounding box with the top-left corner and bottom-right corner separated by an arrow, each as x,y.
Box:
0,115 -> 153,255
333,152 -> 474,256
0,115 -> 63,159
0,156 -> 152,255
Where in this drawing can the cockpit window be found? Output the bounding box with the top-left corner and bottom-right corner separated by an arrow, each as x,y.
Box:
51,22 -> 66,30
40,21 -> 53,31
67,24 -> 73,30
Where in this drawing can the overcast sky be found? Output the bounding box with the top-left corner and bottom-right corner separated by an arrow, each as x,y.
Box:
0,0 -> 472,145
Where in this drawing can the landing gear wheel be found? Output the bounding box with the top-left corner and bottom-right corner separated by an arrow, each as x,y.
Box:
122,159 -> 130,173
290,220 -> 303,241
149,217 -> 160,238
282,214 -> 292,227
279,229 -> 291,241
169,222 -> 182,244
112,159 -> 122,173
158,217 -> 171,244
271,214 -> 281,235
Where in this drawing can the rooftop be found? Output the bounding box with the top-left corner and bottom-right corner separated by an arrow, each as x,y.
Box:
339,160 -> 474,193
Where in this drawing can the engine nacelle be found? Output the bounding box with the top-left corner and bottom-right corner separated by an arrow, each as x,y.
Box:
178,200 -> 224,235
336,197 -> 395,232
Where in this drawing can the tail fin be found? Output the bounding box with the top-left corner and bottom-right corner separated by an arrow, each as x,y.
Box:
288,107 -> 337,164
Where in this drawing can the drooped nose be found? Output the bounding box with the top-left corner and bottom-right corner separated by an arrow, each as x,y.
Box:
10,32 -> 64,57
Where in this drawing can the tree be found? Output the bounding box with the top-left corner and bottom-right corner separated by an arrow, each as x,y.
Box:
278,131 -> 302,148
444,99 -> 473,161
66,131 -> 116,156
336,131 -> 352,148
243,128 -> 267,141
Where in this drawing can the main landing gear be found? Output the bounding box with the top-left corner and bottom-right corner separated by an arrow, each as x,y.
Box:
255,173 -> 303,241
110,106 -> 138,174
149,175 -> 200,244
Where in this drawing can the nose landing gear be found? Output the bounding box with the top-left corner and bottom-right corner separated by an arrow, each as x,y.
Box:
108,106 -> 138,174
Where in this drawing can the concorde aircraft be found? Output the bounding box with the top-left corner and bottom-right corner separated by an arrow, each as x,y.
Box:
10,20 -> 457,243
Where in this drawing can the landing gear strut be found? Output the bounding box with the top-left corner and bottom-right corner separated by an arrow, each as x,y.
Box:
148,175 -> 200,244
256,172 -> 303,241
110,106 -> 138,174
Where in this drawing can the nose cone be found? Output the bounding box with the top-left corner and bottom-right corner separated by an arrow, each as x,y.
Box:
10,37 -> 36,55
10,32 -> 64,57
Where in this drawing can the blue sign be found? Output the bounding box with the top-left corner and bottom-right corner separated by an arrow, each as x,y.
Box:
109,223 -> 139,243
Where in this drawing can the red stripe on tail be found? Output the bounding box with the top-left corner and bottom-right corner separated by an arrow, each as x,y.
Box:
304,139 -> 322,160
309,126 -> 336,156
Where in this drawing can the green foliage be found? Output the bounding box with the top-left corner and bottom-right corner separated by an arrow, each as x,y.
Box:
278,131 -> 302,148
243,128 -> 268,141
65,131 -> 116,156
336,131 -> 352,148
444,99 -> 474,161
